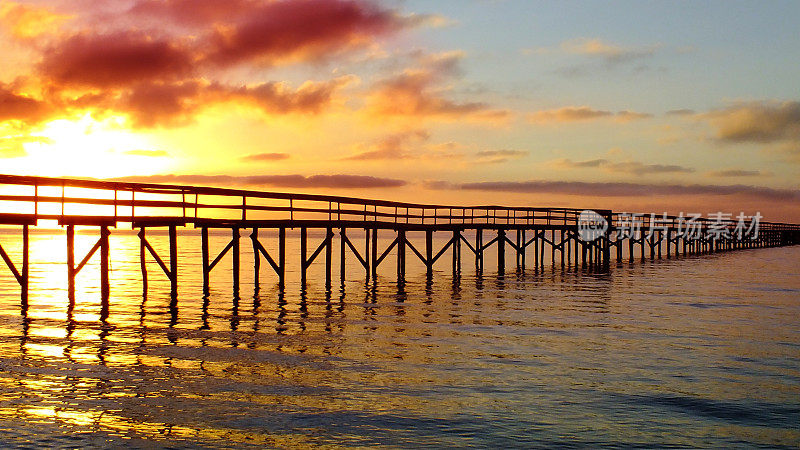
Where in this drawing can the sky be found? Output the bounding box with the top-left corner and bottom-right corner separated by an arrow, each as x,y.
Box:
1,0 -> 799,221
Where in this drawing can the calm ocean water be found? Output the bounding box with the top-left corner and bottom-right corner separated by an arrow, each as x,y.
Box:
0,229 -> 798,448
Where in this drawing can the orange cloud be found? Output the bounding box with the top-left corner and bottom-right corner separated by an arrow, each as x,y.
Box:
0,2 -> 70,40
0,84 -> 50,123
365,52 -> 509,122
344,130 -> 430,160
0,134 -> 52,158
240,152 -> 291,162
114,173 -> 407,189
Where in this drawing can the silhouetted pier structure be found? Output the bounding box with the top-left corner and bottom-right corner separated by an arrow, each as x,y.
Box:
1,174 -> 799,304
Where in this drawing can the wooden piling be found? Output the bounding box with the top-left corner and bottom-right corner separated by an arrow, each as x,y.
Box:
169,225 -> 178,299
300,227 -> 307,286
139,228 -> 148,294
251,228 -> 260,291
497,229 -> 505,273
278,227 -> 286,289
325,227 -> 333,289
21,225 -> 29,306
100,225 -> 110,302
201,227 -> 209,295
67,224 -> 75,301
398,230 -> 406,281
232,227 -> 240,296
340,228 -> 347,284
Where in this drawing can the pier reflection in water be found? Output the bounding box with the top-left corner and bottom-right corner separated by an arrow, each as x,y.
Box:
0,230 -> 798,447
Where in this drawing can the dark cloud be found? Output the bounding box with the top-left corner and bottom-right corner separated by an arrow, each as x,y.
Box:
231,78 -> 350,114
475,150 -> 528,158
665,109 -> 695,116
561,38 -> 659,65
473,149 -> 528,164
200,0 -> 416,67
706,169 -> 762,177
114,173 -> 407,188
240,152 -> 291,162
444,180 -> 797,202
705,101 -> 800,144
528,107 -> 651,124
129,0 -> 257,26
119,80 -> 203,127
0,84 -> 50,123
39,31 -> 194,88
94,78 -> 348,127
552,158 -> 694,174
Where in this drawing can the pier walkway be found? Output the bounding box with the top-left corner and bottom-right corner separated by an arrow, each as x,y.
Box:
1,174 -> 798,303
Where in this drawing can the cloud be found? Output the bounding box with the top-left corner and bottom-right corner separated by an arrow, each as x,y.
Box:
0,84 -> 50,123
665,109 -> 695,116
240,152 -> 291,162
344,130 -> 429,160
0,1 -> 71,40
703,101 -> 800,144
474,149 -> 528,164
615,110 -> 654,122
97,78 -> 350,127
475,150 -> 527,158
433,180 -> 798,202
128,0 -> 257,26
528,106 -> 651,124
552,158 -> 694,175
199,0 -> 421,67
365,52 -> 510,122
0,135 -> 52,158
39,31 -> 194,88
559,38 -> 658,65
706,169 -> 762,177
114,173 -> 407,188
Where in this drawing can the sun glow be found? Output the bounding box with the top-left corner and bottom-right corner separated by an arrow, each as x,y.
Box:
5,114 -> 171,179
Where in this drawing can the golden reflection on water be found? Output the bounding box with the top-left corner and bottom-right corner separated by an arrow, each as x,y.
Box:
0,230 -> 798,446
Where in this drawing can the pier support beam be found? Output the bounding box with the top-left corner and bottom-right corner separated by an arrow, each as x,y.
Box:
138,226 -> 178,298
299,227 -> 335,288
0,224 -> 30,305
497,229 -> 505,274
251,228 -> 286,289
65,224 -> 112,303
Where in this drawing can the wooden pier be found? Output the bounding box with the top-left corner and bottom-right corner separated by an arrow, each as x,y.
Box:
1,174 -> 799,304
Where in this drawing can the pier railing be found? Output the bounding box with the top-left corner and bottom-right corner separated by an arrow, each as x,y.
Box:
0,174 -> 600,228
1,174 -> 798,233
